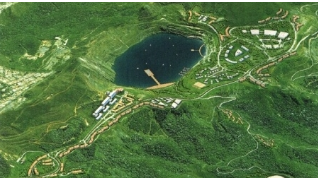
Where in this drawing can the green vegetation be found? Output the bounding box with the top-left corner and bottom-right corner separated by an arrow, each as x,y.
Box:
0,154 -> 10,178
0,2 -> 318,178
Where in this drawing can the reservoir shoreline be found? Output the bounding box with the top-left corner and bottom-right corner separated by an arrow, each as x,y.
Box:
113,33 -> 206,88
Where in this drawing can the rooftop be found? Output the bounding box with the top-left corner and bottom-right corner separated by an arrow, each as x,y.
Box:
175,99 -> 182,104
171,103 -> 178,108
264,30 -> 277,36
250,29 -> 259,35
278,32 -> 289,39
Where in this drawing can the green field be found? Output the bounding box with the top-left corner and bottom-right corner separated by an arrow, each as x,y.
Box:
0,2 -> 318,178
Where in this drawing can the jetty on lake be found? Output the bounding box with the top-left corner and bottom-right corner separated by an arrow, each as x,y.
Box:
144,69 -> 174,89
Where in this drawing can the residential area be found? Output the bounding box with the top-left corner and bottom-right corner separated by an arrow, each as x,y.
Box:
0,66 -> 51,113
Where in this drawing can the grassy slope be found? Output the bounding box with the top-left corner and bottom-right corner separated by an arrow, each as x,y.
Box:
0,2 -> 318,178
62,89 -> 318,178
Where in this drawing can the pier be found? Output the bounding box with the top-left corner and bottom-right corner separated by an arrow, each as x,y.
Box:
144,69 -> 174,89
144,69 -> 161,85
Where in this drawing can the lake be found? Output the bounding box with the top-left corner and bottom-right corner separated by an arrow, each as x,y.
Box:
113,33 -> 206,88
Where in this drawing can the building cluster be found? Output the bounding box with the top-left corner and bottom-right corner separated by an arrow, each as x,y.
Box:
257,62 -> 276,76
59,143 -> 89,158
150,97 -> 176,106
239,76 -> 266,88
277,51 -> 297,62
60,100 -> 166,158
92,88 -> 123,120
192,11 -> 217,24
42,158 -> 53,166
225,45 -> 250,64
248,29 -> 289,39
149,97 -> 183,109
28,155 -> 48,176
258,8 -> 289,23
249,76 -> 266,88
243,29 -> 290,49
111,93 -> 134,113
0,66 -> 51,113
221,109 -> 243,124
240,51 -> 297,88
198,14 -> 208,22
195,66 -> 238,85
255,134 -> 274,147
87,101 -> 165,151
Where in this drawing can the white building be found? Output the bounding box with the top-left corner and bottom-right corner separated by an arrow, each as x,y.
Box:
241,45 -> 249,51
235,49 -> 243,56
263,44 -> 272,49
278,32 -> 289,39
267,176 -> 284,178
242,30 -> 247,33
94,106 -> 104,116
273,44 -> 281,49
239,58 -> 245,62
229,45 -> 233,49
101,97 -> 111,106
264,30 -> 277,36
110,98 -> 117,105
103,106 -> 110,113
171,99 -> 182,109
225,58 -> 237,64
250,29 -> 259,35
225,54 -> 228,57
174,99 -> 182,104
171,103 -> 178,109
202,16 -> 208,22
96,113 -> 103,120
109,90 -> 117,99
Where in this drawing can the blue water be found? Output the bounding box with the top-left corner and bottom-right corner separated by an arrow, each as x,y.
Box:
113,33 -> 205,88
